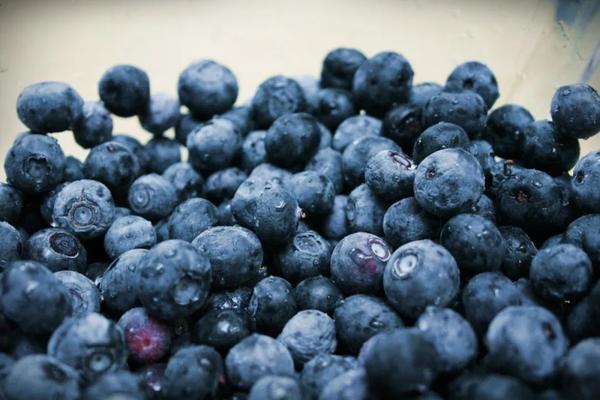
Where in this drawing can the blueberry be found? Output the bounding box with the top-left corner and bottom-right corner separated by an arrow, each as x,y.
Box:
0,183 -> 23,224
99,64 -> 150,117
99,249 -> 146,312
485,305 -> 568,384
541,233 -> 564,249
483,104 -> 533,159
216,199 -> 237,226
225,334 -> 294,390
308,148 -> 344,193
16,81 -> 83,132
383,197 -> 441,248
221,105 -> 255,136
83,140 -> 141,193
318,122 -> 334,149
144,136 -> 182,174
462,272 -> 522,335
409,82 -> 444,109
467,139 -> 496,178
383,239 -> 460,318
231,177 -> 299,246
240,130 -> 268,172
128,174 -> 178,220
530,244 -> 592,302
162,162 -> 204,202
62,156 -> 84,181
416,306 -> 477,373
112,134 -> 151,172
313,88 -> 356,130
561,338 -> 600,400
53,179 -> 115,240
71,101 -> 114,150
203,286 -> 253,313
321,48 -> 367,90
205,167 -> 248,203
248,276 -> 297,335
571,150 -> 600,213
414,148 -> 485,218
278,309 -> 337,364
37,181 -> 68,225
441,213 -> 505,274
495,167 -> 570,234
193,309 -> 251,352
249,375 -> 303,400
117,307 -> 171,364
381,104 -> 423,149
4,133 -> 65,194
295,276 -> 343,315
265,113 -> 321,168
0,221 -> 22,271
83,371 -> 145,400
178,59 -> 238,120
330,232 -> 391,295
422,91 -> 487,138
104,215 -> 156,259
365,149 -> 416,201
54,270 -> 100,317
521,120 -> 580,176
551,83 -> 600,139
138,240 -> 212,320
412,122 -> 470,164
319,368 -> 371,400
557,214 -> 600,268
162,345 -> 224,399
289,171 -> 335,216
48,312 -> 127,381
25,228 -> 86,272
154,218 -> 170,242
251,75 -> 306,128
167,198 -> 217,242
445,61 -> 499,108
187,118 -> 241,172
2,355 -> 80,400
319,195 -> 350,240
301,354 -> 358,400
567,280 -> 600,340
175,112 -> 203,145
272,230 -> 332,283
334,294 -> 403,354
293,74 -> 320,111
363,328 -> 439,397
84,261 -> 109,282
332,114 -> 382,152
138,92 -> 180,135
498,226 -> 537,279
192,226 -> 263,289
344,134 -> 401,189
449,371 -> 536,400
0,261 -> 70,334
352,51 -> 414,116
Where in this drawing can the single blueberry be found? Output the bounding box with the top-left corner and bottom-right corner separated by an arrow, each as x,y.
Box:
4,133 -> 65,194
17,81 -> 83,132
98,64 -> 150,117
178,59 -> 238,120
383,239 -> 460,319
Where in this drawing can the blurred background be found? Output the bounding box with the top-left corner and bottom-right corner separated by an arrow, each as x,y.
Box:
1,0 -> 599,180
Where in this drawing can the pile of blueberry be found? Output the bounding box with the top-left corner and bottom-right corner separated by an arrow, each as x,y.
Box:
1,48 -> 600,400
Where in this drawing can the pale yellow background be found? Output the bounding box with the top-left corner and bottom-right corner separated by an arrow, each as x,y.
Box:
1,0 -> 599,180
